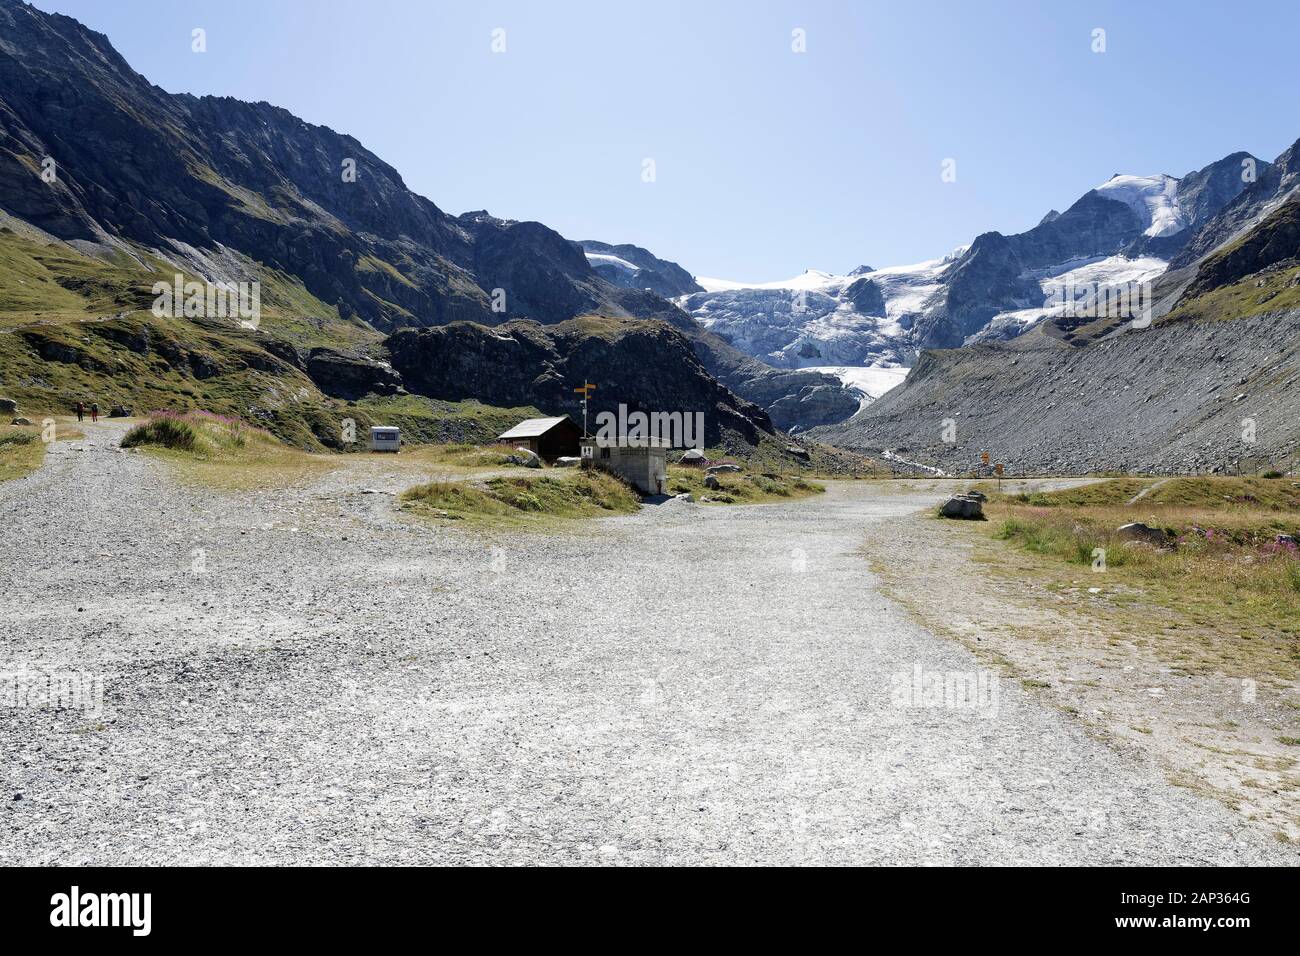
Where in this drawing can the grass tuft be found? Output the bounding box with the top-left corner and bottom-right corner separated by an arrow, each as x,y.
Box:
122,416 -> 202,452
402,470 -> 640,526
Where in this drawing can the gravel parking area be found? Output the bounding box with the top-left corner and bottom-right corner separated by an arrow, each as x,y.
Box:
1,422 -> 1293,864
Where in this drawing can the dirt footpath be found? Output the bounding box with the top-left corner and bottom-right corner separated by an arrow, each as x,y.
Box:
862,489 -> 1300,843
0,423 -> 1294,864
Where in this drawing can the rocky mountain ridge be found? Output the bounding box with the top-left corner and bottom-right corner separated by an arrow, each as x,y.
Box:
0,0 -> 858,436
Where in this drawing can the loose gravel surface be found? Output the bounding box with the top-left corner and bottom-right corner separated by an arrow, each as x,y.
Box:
1,422 -> 1294,865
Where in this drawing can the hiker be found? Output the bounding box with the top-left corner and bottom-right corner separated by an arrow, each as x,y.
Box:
75,401 -> 84,423
90,402 -> 98,423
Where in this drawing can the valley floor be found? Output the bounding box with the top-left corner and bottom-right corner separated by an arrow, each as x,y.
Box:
0,422 -> 1294,864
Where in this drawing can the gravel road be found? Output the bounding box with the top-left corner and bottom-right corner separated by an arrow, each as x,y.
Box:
1,422 -> 1293,865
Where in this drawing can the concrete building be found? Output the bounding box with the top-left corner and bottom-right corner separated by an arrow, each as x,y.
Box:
497,416 -> 582,462
580,436 -> 669,495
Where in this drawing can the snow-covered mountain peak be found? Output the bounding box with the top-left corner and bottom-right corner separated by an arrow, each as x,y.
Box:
1093,173 -> 1187,238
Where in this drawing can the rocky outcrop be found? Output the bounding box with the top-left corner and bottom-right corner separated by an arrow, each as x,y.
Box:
844,275 -> 887,315
386,316 -> 774,447
304,348 -> 403,401
1117,523 -> 1172,548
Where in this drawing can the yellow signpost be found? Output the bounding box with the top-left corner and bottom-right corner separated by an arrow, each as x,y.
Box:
574,382 -> 596,436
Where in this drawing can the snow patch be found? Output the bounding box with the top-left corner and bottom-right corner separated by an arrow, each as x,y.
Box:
804,365 -> 910,409
1093,174 -> 1188,238
585,252 -> 641,273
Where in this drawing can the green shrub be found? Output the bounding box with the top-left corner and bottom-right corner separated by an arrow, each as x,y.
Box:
122,416 -> 201,452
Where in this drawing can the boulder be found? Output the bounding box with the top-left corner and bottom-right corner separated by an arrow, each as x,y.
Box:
966,490 -> 988,502
11,417 -> 33,427
109,404 -> 132,418
674,493 -> 694,503
786,445 -> 811,460
1276,533 -> 1298,548
703,474 -> 721,490
508,447 -> 542,468
554,456 -> 580,468
1117,522 -> 1171,548
939,494 -> 985,520
0,398 -> 16,416
707,464 -> 742,474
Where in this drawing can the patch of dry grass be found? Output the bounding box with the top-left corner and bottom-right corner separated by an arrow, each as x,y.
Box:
393,442 -> 532,472
124,410 -> 339,491
401,468 -> 640,528
0,424 -> 43,482
665,465 -> 824,504
970,476 -> 1300,679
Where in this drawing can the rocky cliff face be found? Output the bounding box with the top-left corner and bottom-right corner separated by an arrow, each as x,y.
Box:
386,316 -> 772,446
1182,194 -> 1300,299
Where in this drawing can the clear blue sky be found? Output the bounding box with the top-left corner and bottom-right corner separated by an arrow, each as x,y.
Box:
32,0 -> 1300,280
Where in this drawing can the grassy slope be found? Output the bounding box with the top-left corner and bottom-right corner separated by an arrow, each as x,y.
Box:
969,476 -> 1300,676
1165,261 -> 1300,324
0,230 -> 541,451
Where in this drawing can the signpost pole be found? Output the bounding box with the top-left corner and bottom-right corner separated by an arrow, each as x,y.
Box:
574,382 -> 596,437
